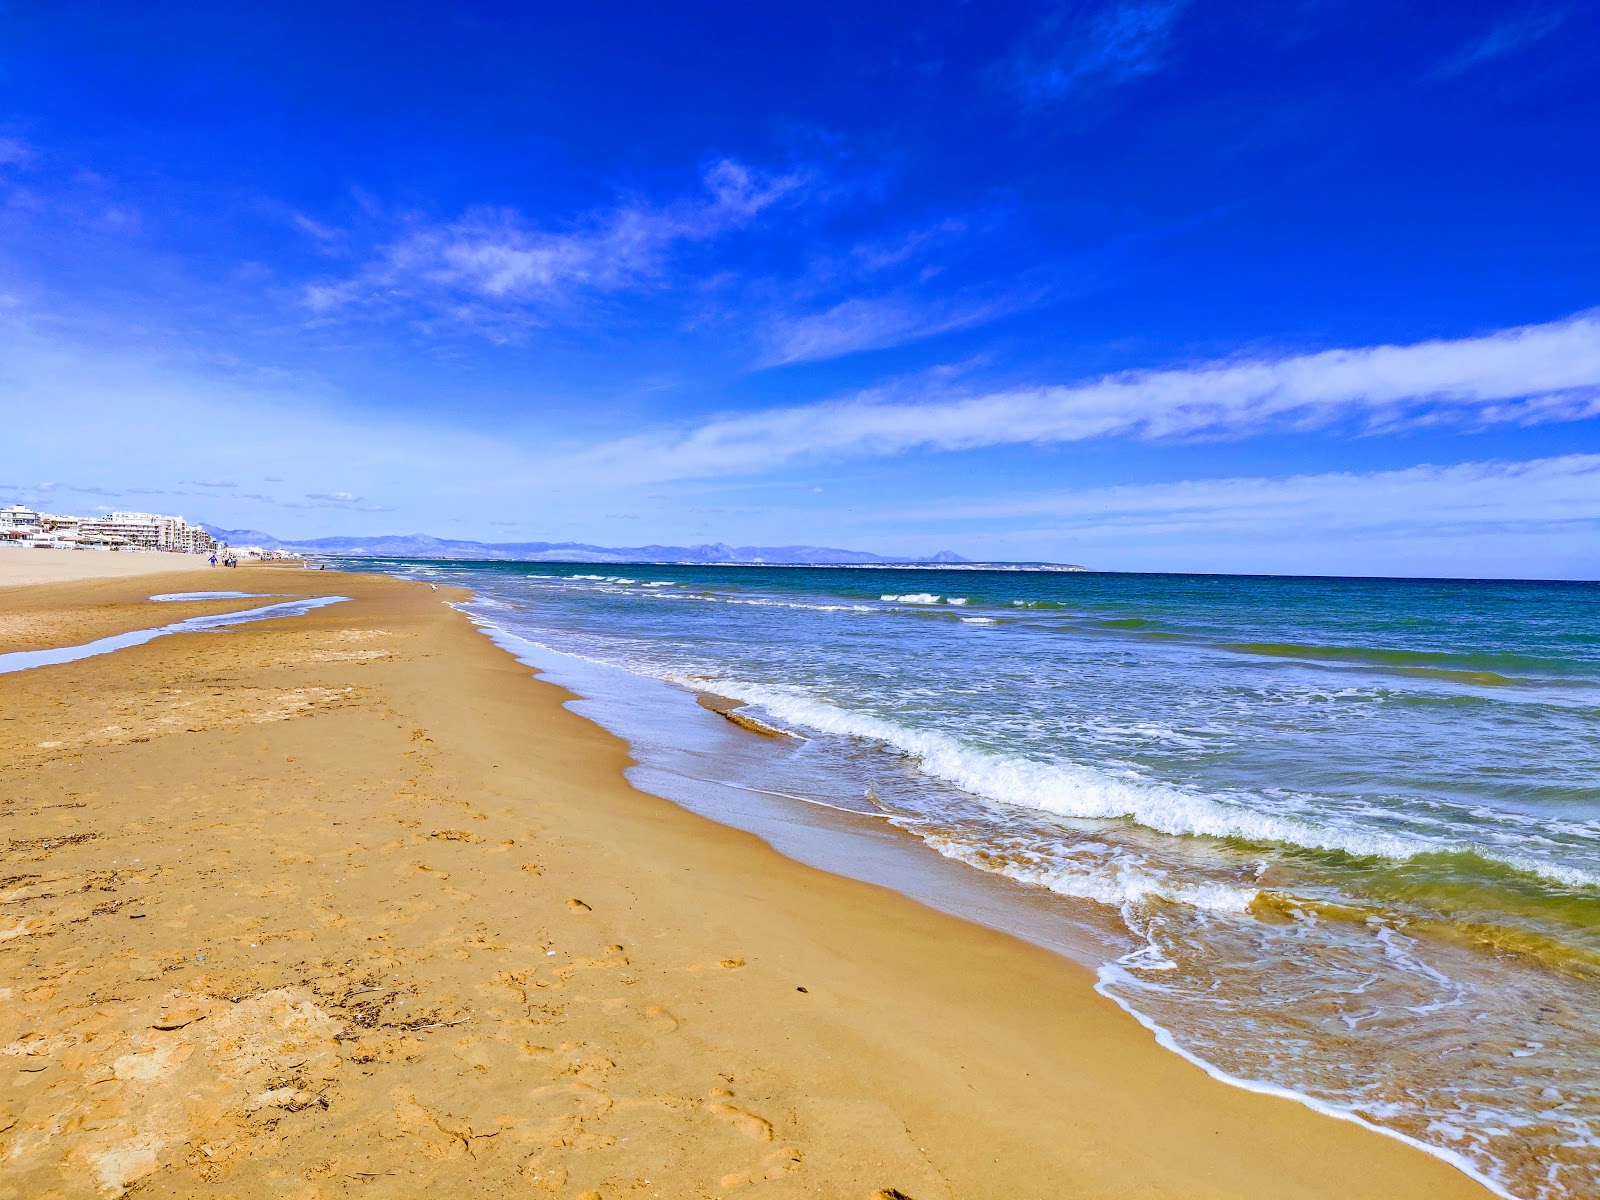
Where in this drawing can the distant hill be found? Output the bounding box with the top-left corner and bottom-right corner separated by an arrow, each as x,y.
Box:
198,526 -> 1004,566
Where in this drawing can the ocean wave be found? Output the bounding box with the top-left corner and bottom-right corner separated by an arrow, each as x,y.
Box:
960,617 -> 997,625
455,600 -> 1600,894
702,682 -> 1600,891
918,832 -> 1259,912
1091,956 -> 1518,1200
881,593 -> 941,604
706,596 -> 878,613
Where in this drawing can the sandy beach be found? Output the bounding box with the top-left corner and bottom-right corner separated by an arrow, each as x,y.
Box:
0,548 -> 226,590
0,559 -> 1493,1199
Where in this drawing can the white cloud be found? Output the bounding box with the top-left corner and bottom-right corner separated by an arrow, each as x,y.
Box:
0,137 -> 32,167
1433,10 -> 1568,79
6,308 -> 1600,577
895,454 -> 1600,577
0,319 -> 524,536
569,310 -> 1600,483
759,292 -> 1021,365
306,159 -> 808,325
1011,1 -> 1186,102
926,455 -> 1600,539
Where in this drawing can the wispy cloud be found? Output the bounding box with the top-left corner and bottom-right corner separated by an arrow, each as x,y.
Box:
1010,1 -> 1186,103
847,219 -> 970,275
305,159 -> 809,332
0,137 -> 32,167
759,291 -> 1026,366
1434,8 -> 1569,79
925,455 -> 1600,540
568,310 -> 1600,483
305,491 -> 360,503
290,211 -> 342,244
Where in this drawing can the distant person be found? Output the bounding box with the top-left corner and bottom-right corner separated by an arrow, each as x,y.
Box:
209,554 -> 217,567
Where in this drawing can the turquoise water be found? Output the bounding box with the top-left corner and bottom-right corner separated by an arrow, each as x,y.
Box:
354,560 -> 1600,1198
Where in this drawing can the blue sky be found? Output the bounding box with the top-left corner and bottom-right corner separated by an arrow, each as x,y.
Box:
2,0 -> 1598,576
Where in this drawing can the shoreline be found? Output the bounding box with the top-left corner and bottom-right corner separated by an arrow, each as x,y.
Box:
454,597 -> 1518,1198
0,561 -> 1493,1197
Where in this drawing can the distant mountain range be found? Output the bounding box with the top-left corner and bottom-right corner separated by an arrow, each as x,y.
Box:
199,525 -> 1037,567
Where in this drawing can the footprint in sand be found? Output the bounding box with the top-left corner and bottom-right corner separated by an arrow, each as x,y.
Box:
720,1145 -> 804,1190
705,1089 -> 773,1141
642,1004 -> 680,1033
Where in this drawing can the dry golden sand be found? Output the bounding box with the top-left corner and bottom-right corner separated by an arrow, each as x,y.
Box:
0,550 -> 220,590
0,563 -> 1492,1199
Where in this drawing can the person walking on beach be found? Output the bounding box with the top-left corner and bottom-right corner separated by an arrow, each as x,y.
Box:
209,553 -> 217,567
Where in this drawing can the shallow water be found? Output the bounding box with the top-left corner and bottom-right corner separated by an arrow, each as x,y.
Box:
0,595 -> 349,674
147,590 -> 273,602
353,560 -> 1598,1198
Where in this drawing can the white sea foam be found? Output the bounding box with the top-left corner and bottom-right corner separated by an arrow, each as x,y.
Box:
707,596 -> 878,613
881,593 -> 940,604
1091,958 -> 1517,1200
447,599 -> 1588,1200
919,832 -> 1259,912
960,617 -> 997,624
696,682 -> 1600,890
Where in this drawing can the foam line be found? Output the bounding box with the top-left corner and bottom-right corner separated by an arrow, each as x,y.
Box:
1092,962 -> 1517,1200
707,683 -> 1600,891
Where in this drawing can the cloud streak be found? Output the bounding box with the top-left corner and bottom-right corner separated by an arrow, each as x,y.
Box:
759,291 -> 1025,366
305,159 -> 808,329
922,454 -> 1600,541
1011,1 -> 1186,102
566,310 -> 1600,483
1434,9 -> 1569,79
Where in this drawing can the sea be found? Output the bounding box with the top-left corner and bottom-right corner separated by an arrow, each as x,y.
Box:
341,559 -> 1599,1199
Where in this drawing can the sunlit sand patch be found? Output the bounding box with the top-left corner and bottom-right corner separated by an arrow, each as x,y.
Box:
3,987 -> 345,1196
14,686 -> 362,763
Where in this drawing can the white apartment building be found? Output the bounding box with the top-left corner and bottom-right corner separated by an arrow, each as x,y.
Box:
66,511 -> 218,554
1,503 -> 217,553
0,504 -> 41,531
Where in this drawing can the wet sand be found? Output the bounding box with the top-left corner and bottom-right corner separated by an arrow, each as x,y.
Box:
0,563 -> 1493,1198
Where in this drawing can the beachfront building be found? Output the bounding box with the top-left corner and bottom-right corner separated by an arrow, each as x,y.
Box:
1,503 -> 218,554
73,511 -> 218,554
0,504 -> 41,533
1,505 -> 42,543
